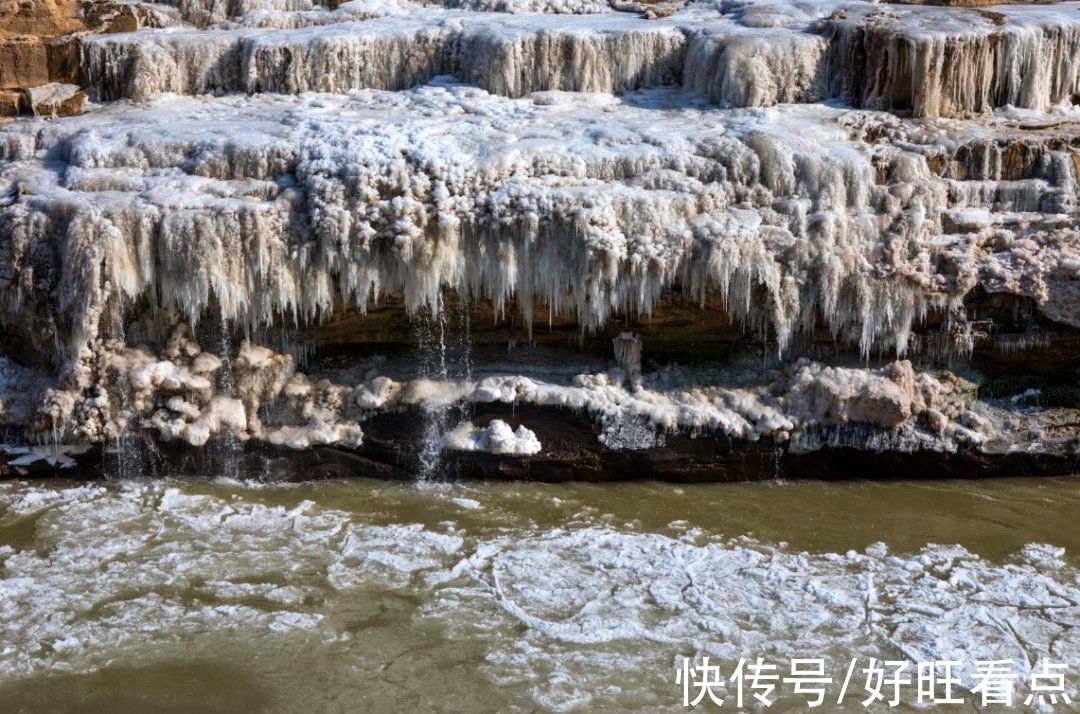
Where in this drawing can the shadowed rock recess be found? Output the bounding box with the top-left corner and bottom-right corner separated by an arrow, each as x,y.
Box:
0,0 -> 1079,480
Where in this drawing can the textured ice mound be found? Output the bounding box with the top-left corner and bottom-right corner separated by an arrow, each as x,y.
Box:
445,419 -> 543,455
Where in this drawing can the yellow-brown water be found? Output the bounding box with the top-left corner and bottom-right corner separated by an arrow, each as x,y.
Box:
1,476 -> 1078,712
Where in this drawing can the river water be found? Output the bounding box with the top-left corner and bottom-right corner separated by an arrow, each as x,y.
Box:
1,475 -> 1078,712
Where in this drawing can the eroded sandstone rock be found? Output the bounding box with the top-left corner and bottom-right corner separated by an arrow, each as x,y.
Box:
0,89 -> 21,115
0,0 -> 1077,478
0,36 -> 50,89
0,0 -> 145,109
25,82 -> 85,115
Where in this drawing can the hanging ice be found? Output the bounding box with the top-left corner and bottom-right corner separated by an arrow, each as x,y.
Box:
0,0 -> 1077,472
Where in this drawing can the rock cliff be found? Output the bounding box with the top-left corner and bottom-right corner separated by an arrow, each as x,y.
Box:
0,0 -> 1078,479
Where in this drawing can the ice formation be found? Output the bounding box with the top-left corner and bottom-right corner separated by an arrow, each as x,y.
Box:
10,325 -> 1012,456
3,88 -> 1077,354
0,0 -> 1077,472
78,0 -> 1080,118
445,419 -> 543,454
26,322 -> 367,449
0,444 -> 90,469
0,479 -> 1077,708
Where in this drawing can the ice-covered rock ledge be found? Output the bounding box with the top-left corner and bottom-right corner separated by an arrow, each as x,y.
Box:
0,0 -> 1078,478
79,0 -> 1080,117
1,321 -> 1077,479
0,81 -> 1077,477
1,86 -> 1077,361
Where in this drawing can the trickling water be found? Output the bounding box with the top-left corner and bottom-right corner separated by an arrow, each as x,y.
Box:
414,300 -> 452,480
106,429 -> 142,482
414,298 -> 473,480
452,299 -> 473,425
104,315 -> 149,481
206,310 -> 243,481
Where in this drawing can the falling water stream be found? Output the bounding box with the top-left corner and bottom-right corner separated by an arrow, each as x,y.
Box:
414,299 -> 473,480
209,310 -> 243,483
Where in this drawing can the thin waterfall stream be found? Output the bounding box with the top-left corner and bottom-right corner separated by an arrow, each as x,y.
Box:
415,298 -> 474,480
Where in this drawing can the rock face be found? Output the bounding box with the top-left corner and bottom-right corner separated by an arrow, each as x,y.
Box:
0,0 -> 144,116
25,82 -> 85,115
0,0 -> 1078,479
0,0 -> 82,90
0,90 -> 21,115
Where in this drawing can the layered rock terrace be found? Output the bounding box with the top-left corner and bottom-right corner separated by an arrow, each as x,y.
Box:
0,0 -> 1078,478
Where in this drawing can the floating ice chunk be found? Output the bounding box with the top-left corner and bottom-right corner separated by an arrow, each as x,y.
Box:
49,637 -> 84,657
450,497 -> 481,509
269,611 -> 323,632
328,522 -> 465,590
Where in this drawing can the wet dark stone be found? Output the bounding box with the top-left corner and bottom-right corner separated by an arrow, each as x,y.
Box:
5,404 -> 1077,484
